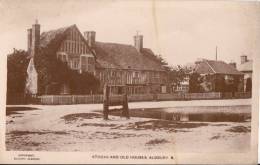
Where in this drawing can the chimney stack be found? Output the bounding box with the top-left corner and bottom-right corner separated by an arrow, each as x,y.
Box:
27,28 -> 32,53
84,31 -> 96,47
240,55 -> 247,64
31,19 -> 40,57
134,33 -> 143,53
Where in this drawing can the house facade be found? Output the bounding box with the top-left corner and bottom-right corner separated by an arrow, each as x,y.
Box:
25,21 -> 169,95
194,59 -> 244,93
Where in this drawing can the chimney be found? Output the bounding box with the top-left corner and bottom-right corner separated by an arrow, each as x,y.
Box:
31,19 -> 40,57
27,28 -> 32,53
240,55 -> 247,64
84,31 -> 96,47
229,62 -> 236,69
134,33 -> 143,52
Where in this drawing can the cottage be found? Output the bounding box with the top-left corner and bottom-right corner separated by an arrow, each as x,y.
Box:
25,20 -> 169,95
237,55 -> 253,92
194,59 -> 244,93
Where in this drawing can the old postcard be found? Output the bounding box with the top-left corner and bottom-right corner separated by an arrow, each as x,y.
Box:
0,0 -> 259,164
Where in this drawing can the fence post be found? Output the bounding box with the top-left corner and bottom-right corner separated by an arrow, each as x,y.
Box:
51,95 -> 54,105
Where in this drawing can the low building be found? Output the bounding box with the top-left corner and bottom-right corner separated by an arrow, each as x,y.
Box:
25,20 -> 169,95
237,55 -> 253,92
194,59 -> 244,93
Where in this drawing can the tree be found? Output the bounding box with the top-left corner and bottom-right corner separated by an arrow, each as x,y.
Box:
34,33 -> 100,95
188,72 -> 201,93
155,54 -> 168,66
68,71 -> 100,94
7,49 -> 30,96
215,76 -> 225,92
167,65 -> 192,92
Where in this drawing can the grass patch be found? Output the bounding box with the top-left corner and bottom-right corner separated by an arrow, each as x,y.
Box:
7,130 -> 69,137
146,138 -> 169,145
92,131 -> 147,139
79,123 -> 117,127
61,113 -> 102,123
210,135 -> 222,140
226,126 -> 251,133
115,120 -> 208,132
6,106 -> 39,116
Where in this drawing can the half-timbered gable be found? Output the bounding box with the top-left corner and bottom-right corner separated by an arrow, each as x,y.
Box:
56,26 -> 95,73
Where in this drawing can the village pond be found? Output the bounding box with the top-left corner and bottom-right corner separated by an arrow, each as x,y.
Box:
5,102 -> 251,152
104,105 -> 250,122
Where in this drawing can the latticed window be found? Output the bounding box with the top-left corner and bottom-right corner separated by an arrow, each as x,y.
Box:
70,59 -> 79,70
80,54 -> 95,73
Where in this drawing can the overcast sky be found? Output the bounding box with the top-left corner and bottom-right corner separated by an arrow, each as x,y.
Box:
0,0 -> 259,66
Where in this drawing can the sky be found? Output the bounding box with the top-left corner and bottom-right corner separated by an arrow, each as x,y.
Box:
0,0 -> 259,66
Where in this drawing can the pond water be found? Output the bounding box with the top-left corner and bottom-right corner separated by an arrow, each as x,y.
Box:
107,105 -> 251,122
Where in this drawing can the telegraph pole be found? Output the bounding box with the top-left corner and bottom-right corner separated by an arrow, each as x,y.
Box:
215,46 -> 218,61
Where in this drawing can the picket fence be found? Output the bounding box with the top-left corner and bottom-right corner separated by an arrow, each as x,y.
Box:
37,92 -> 251,105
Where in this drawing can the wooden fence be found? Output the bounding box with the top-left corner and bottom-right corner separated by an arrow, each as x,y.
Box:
185,92 -> 222,100
37,92 -> 251,105
39,95 -> 103,105
234,92 -> 252,98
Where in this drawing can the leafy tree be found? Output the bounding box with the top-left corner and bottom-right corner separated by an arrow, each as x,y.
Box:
155,54 -> 168,66
167,65 -> 192,92
34,33 -> 69,94
7,49 -> 30,96
68,71 -> 100,94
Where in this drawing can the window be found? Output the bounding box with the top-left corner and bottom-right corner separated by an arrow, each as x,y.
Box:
64,42 -> 66,52
74,42 -> 76,53
68,41 -> 71,52
80,54 -> 95,73
57,53 -> 68,62
77,43 -> 80,54
225,75 -> 234,84
70,59 -> 79,69
80,55 -> 87,72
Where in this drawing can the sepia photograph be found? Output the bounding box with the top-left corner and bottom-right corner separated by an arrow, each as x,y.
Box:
0,0 -> 259,164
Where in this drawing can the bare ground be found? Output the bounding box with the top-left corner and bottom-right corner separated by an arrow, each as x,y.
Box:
6,99 -> 251,152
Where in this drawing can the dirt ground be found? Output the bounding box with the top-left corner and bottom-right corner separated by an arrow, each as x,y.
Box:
6,99 -> 251,152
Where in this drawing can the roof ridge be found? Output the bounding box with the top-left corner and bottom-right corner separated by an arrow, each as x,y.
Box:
96,41 -> 133,47
41,24 -> 75,35
205,60 -> 216,73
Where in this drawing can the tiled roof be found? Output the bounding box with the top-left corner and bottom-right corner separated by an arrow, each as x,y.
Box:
195,60 -> 243,75
237,60 -> 253,72
40,25 -> 74,48
94,42 -> 165,71
39,24 -> 166,72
